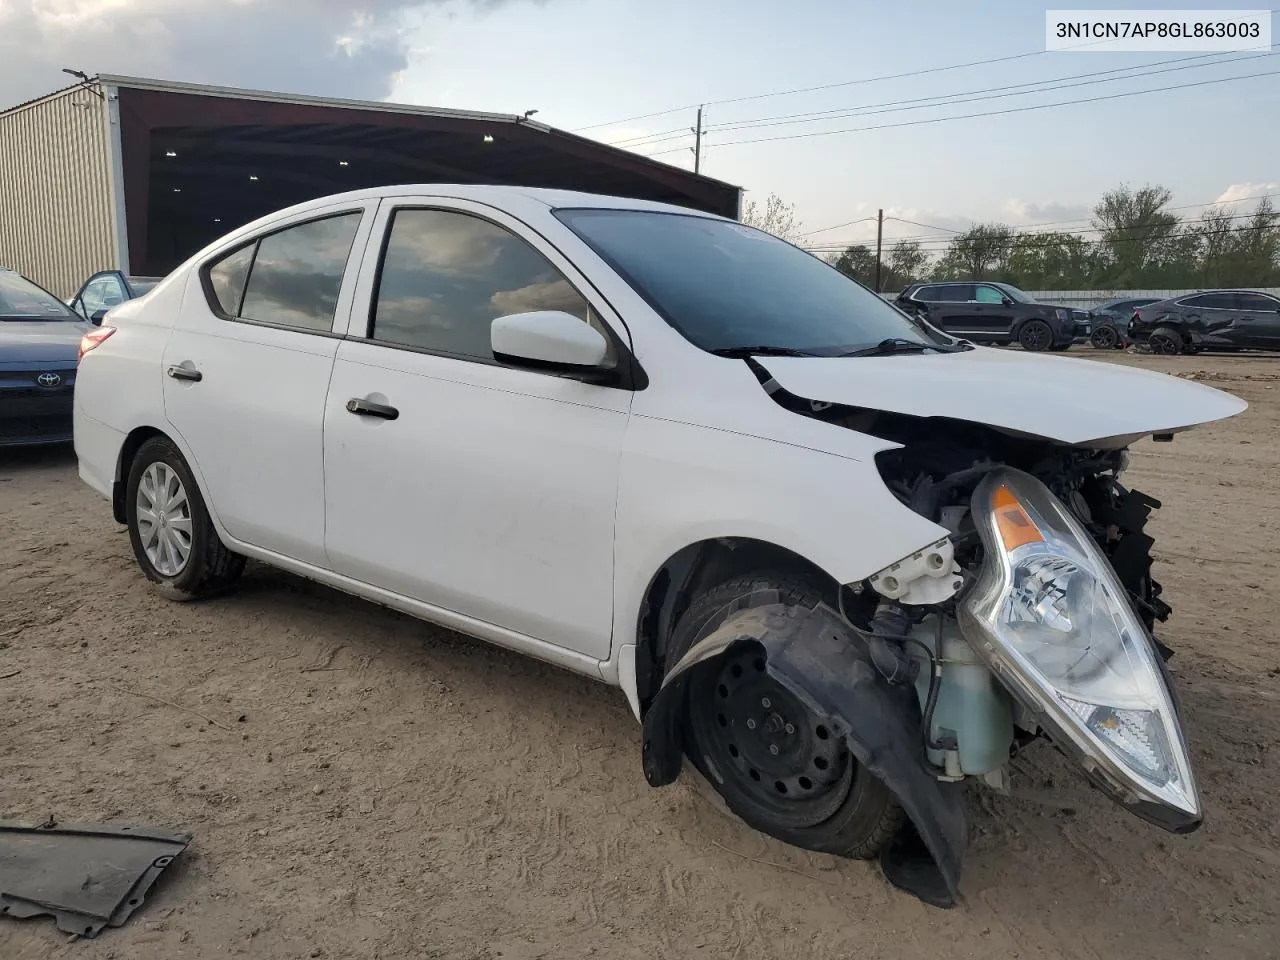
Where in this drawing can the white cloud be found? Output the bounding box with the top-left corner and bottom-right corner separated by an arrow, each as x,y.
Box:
999,198 -> 1092,226
0,0 -> 530,108
1214,182 -> 1280,205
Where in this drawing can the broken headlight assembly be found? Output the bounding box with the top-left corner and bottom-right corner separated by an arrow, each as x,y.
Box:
958,467 -> 1201,832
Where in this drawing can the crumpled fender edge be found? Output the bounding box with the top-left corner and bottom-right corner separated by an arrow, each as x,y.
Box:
641,602 -> 968,904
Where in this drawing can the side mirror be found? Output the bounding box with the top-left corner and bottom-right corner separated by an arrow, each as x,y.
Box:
492,310 -> 611,373
1001,296 -> 1014,306
90,309 -> 108,326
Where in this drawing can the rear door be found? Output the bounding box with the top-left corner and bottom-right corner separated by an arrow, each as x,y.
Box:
1234,293 -> 1280,349
162,201 -> 377,567
923,284 -> 976,336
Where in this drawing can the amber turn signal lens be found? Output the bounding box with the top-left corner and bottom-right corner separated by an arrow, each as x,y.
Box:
992,483 -> 1044,551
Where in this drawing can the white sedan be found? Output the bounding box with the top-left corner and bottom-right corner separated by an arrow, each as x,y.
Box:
74,185 -> 1245,907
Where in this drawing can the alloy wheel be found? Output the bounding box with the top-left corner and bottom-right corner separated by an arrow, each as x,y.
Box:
135,462 -> 193,577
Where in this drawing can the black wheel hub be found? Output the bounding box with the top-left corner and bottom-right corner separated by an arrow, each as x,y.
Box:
1021,323 -> 1050,350
1150,333 -> 1179,355
1092,326 -> 1117,349
688,649 -> 853,828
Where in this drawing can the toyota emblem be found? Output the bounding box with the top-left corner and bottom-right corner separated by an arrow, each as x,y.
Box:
36,372 -> 62,387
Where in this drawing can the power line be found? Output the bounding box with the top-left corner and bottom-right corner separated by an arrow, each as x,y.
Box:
569,33 -> 1134,132
799,216 -> 877,238
707,66 -> 1280,148
619,52 -> 1275,155
699,49 -> 1273,137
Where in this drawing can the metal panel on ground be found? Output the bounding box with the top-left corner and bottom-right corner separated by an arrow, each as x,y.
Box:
0,84 -> 117,298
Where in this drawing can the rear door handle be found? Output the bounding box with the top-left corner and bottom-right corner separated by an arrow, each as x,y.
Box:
167,365 -> 202,382
346,398 -> 399,420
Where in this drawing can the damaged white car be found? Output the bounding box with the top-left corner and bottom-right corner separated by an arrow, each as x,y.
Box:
73,186 -> 1246,907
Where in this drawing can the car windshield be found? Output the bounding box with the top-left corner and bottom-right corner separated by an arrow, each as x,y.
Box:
992,283 -> 1035,304
0,271 -> 79,321
554,208 -> 953,356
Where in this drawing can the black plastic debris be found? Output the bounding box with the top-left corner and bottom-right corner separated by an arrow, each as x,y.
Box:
0,819 -> 190,938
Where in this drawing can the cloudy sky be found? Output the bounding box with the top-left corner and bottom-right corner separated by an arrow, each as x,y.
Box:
3,0 -> 1277,250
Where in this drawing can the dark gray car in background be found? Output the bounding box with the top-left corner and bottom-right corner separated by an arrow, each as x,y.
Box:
0,268 -> 88,447
1127,290 -> 1280,354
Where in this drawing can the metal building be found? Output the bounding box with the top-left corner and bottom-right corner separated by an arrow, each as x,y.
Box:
0,76 -> 741,298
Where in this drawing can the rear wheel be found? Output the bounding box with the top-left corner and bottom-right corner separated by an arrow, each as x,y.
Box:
669,573 -> 904,859
1149,327 -> 1183,355
126,436 -> 245,601
1017,319 -> 1053,352
1091,325 -> 1119,349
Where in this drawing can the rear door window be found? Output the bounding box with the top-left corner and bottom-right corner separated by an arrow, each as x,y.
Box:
1181,293 -> 1234,310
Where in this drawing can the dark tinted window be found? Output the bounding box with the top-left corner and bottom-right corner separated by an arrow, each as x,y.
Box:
207,243 -> 256,316
0,271 -> 78,321
1181,293 -> 1234,310
555,209 -> 949,355
912,285 -> 943,302
371,208 -> 608,363
1238,293 -> 1280,312
931,284 -> 973,302
238,213 -> 361,331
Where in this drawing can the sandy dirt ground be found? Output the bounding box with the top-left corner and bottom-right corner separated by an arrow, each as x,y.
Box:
1,350 -> 1278,960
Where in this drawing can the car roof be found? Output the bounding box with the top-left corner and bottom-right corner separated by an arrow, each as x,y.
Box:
258,184 -> 728,222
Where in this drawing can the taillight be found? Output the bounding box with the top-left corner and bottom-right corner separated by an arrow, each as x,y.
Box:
78,326 -> 117,361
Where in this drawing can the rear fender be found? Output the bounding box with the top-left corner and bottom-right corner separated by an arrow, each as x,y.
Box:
642,602 -> 968,904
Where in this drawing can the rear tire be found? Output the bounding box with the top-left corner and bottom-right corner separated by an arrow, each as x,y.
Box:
1091,325 -> 1119,349
1149,327 -> 1183,355
125,436 -> 245,601
667,572 -> 905,859
1017,319 -> 1053,351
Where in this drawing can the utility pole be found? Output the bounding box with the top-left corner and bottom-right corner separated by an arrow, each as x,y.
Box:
692,105 -> 704,174
874,208 -> 884,292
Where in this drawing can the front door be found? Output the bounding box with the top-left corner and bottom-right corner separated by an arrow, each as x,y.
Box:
162,203 -> 375,567
322,200 -> 631,659
967,283 -> 1019,339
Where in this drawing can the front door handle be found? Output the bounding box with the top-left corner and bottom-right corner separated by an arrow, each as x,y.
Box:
346,397 -> 399,420
167,364 -> 203,382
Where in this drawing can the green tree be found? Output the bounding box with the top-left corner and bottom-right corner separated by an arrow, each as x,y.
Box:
740,192 -> 803,243
884,240 -> 929,290
1091,184 -> 1180,285
1003,231 -> 1096,289
830,244 -> 877,285
932,223 -> 1014,280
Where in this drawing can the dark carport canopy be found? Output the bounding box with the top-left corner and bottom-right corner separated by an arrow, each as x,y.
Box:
103,76 -> 742,277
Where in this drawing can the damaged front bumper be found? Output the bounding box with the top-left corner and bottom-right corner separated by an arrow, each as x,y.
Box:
642,601 -> 968,907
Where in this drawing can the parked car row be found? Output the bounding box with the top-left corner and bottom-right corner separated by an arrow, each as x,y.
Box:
893,281 -> 1091,351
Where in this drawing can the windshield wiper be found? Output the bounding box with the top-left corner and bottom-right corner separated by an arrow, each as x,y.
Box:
709,345 -> 817,358
841,338 -> 956,358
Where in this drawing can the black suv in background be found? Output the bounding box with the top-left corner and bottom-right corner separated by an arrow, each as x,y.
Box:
895,281 -> 1088,351
1127,290 -> 1280,354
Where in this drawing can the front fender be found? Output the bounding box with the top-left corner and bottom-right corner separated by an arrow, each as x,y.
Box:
642,602 -> 968,907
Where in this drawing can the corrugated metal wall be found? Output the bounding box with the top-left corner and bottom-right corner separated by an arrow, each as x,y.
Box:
0,85 -> 116,298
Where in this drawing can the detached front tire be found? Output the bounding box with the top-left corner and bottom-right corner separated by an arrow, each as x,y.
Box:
126,436 -> 245,601
667,572 -> 905,859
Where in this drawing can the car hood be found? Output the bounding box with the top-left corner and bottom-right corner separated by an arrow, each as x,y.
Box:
755,346 -> 1247,447
0,321 -> 88,362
